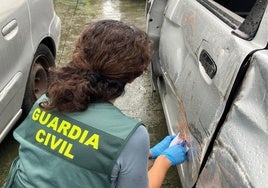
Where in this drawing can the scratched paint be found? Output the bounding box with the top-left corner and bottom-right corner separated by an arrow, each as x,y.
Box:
0,1 -> 182,187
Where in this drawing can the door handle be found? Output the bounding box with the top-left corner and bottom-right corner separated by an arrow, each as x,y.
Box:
199,49 -> 217,79
2,19 -> 18,40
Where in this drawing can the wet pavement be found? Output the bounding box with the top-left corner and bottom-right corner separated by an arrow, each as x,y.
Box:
0,0 -> 181,187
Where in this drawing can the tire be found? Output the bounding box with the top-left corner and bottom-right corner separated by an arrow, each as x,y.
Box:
150,53 -> 162,91
22,44 -> 55,117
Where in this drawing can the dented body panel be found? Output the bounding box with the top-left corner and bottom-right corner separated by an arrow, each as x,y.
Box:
197,50 -> 268,188
147,0 -> 268,187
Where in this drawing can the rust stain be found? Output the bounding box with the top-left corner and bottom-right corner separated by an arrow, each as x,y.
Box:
176,95 -> 190,144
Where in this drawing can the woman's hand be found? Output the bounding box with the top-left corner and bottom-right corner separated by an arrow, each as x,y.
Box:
149,135 -> 176,159
161,142 -> 186,165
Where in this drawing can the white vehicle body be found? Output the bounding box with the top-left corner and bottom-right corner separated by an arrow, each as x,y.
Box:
147,0 -> 268,187
0,0 -> 61,143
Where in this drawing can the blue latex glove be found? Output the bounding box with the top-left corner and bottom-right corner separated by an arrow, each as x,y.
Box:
150,135 -> 176,159
161,142 -> 186,166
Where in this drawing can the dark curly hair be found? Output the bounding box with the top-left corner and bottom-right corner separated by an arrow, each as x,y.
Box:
40,20 -> 152,113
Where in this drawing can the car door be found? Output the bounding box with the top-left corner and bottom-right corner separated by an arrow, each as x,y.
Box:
147,0 -> 268,187
0,0 -> 32,138
196,48 -> 268,187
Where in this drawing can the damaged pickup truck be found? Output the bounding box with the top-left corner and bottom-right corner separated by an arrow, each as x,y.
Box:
146,0 -> 268,187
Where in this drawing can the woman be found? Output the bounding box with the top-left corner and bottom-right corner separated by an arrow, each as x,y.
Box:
4,19 -> 186,188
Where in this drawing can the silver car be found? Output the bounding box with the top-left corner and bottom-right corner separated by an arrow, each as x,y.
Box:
0,0 -> 61,143
147,0 -> 268,187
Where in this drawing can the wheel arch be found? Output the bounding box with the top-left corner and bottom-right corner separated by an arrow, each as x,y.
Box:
40,37 -> 57,60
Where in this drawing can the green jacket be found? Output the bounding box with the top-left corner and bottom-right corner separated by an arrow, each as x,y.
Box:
5,97 -> 141,188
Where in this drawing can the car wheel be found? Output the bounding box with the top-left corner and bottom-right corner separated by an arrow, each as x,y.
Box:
150,55 -> 162,91
22,44 -> 55,116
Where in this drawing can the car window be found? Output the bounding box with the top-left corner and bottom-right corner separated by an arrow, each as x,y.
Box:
197,0 -> 267,40
212,0 -> 256,18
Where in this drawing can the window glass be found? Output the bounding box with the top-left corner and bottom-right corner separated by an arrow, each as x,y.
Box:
198,0 -> 267,40
213,0 -> 256,18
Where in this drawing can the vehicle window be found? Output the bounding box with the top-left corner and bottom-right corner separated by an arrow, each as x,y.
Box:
214,0 -> 256,18
197,0 -> 268,40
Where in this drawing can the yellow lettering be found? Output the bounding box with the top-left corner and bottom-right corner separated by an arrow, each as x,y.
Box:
47,116 -> 59,131
44,133 -> 51,146
34,129 -> 75,160
39,111 -> 51,125
50,135 -> 63,149
64,143 -> 74,159
57,120 -> 71,136
35,129 -> 45,142
84,134 -> 99,150
59,141 -> 67,154
32,108 -> 41,121
79,130 -> 89,143
68,125 -> 81,140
